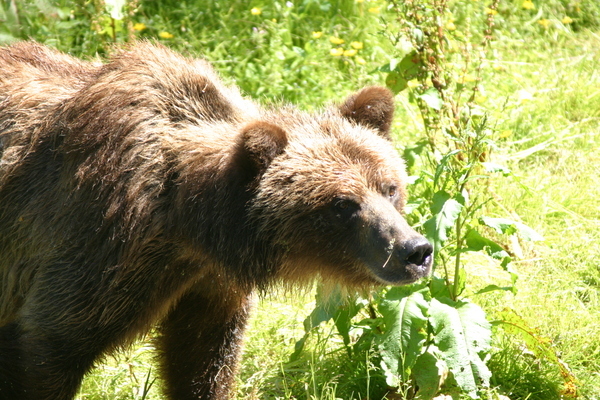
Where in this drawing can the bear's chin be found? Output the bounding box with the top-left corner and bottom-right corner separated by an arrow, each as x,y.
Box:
366,254 -> 433,286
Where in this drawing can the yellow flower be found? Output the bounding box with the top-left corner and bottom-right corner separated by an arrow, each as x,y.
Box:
355,56 -> 366,65
562,16 -> 573,24
344,49 -> 357,57
133,23 -> 146,31
484,7 -> 498,15
329,36 -> 344,45
158,31 -> 174,39
330,47 -> 344,56
499,130 -> 513,138
537,18 -> 551,28
446,21 -> 456,30
368,7 -> 380,14
355,0 -> 365,3
251,7 -> 261,15
522,0 -> 535,10
312,31 -> 323,39
350,41 -> 363,49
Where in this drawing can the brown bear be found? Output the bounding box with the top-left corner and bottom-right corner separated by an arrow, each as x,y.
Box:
0,41 -> 432,400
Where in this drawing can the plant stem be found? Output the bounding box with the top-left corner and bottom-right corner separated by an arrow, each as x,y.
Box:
111,17 -> 117,42
452,212 -> 463,300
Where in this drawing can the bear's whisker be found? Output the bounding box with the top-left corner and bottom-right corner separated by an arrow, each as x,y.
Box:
381,238 -> 396,269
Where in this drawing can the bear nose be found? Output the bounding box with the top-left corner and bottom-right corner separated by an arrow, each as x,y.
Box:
402,237 -> 433,267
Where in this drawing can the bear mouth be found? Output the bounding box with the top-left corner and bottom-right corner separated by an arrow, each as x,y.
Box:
354,233 -> 433,286
366,249 -> 433,286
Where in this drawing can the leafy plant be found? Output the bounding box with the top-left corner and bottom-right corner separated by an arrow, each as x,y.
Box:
292,1 -> 565,399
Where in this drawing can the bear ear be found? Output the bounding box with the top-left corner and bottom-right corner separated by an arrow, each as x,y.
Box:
241,121 -> 288,171
339,86 -> 395,139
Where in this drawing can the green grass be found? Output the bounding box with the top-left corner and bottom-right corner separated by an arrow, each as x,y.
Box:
2,1 -> 600,399
465,30 -> 600,399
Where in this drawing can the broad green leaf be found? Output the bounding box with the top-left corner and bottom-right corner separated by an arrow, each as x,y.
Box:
333,296 -> 365,348
402,139 -> 428,170
479,217 -> 544,241
419,88 -> 444,110
454,266 -> 467,298
383,52 -> 422,93
377,58 -> 400,73
377,285 -> 430,387
424,192 -> 463,253
430,276 -> 452,299
480,217 -> 517,235
302,284 -> 356,332
386,71 -> 408,94
397,51 -> 421,80
413,350 -> 448,400
290,334 -> 308,361
465,229 -> 516,285
429,298 -> 492,398
404,198 -> 422,215
430,190 -> 451,214
292,284 -> 356,360
464,229 -> 510,260
474,284 -> 516,295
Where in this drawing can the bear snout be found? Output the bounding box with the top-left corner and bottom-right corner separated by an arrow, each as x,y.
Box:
358,229 -> 433,285
354,197 -> 433,285
396,236 -> 433,279
373,235 -> 432,284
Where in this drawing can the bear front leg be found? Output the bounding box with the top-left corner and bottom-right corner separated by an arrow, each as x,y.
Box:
0,320 -> 103,400
157,287 -> 253,400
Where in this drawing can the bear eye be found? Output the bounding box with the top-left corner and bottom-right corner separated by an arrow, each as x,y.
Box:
335,199 -> 351,210
387,185 -> 398,199
332,197 -> 360,218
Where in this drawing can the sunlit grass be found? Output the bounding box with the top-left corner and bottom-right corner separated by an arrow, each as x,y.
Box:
2,1 -> 600,399
475,31 -> 600,399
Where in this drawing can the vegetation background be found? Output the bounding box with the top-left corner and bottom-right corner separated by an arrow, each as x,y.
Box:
1,0 -> 599,399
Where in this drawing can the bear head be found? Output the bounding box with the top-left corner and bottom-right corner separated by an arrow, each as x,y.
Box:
242,87 -> 433,287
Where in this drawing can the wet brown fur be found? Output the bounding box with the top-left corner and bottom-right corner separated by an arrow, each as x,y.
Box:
0,42 -> 431,400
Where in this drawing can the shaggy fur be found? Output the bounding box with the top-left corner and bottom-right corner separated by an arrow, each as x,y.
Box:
0,41 -> 432,400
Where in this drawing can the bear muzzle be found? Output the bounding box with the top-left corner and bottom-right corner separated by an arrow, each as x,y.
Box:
357,198 -> 433,285
363,234 -> 433,285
